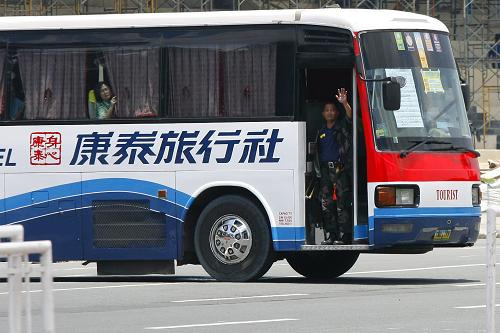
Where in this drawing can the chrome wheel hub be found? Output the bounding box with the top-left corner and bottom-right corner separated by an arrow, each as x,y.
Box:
209,215 -> 252,264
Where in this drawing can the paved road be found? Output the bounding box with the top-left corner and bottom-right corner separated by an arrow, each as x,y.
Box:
0,240 -> 498,333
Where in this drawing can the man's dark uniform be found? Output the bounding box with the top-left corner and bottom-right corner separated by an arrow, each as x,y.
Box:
314,113 -> 353,243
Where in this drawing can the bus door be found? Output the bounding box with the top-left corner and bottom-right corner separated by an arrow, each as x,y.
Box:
5,173 -> 83,261
296,27 -> 356,245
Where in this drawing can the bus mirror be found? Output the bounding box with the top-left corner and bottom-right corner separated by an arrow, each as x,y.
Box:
382,80 -> 401,111
461,82 -> 470,111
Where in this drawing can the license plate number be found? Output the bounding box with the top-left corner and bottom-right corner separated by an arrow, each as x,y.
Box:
433,229 -> 451,241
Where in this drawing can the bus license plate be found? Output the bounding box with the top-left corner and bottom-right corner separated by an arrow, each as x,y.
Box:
433,230 -> 451,241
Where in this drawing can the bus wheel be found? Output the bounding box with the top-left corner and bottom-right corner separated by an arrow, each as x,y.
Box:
286,252 -> 359,279
194,195 -> 274,282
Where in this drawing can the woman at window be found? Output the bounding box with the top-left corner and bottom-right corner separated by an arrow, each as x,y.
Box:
95,82 -> 117,119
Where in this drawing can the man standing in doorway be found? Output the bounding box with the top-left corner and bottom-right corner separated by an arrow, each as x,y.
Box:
314,88 -> 353,245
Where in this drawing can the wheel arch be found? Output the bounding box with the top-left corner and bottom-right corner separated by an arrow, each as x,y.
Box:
178,182 -> 274,265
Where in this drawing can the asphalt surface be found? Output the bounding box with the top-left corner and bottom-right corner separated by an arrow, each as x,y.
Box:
0,240 -> 498,333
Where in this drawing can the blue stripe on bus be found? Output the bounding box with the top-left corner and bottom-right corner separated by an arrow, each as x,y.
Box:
273,240 -> 304,251
271,226 -> 305,240
2,178 -> 192,215
271,227 -> 305,251
373,206 -> 481,218
354,225 -> 368,240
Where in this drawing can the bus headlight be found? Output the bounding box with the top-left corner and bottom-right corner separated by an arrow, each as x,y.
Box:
472,185 -> 481,206
375,185 -> 419,207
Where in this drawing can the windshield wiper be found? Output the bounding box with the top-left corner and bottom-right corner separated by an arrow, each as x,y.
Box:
400,139 -> 451,158
429,145 -> 481,157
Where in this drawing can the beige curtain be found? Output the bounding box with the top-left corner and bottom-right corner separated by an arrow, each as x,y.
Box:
167,47 -> 220,117
104,48 -> 160,118
0,50 -> 6,117
18,48 -> 86,120
223,44 -> 276,117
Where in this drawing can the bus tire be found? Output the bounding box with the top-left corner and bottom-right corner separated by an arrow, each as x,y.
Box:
286,251 -> 359,279
194,195 -> 274,282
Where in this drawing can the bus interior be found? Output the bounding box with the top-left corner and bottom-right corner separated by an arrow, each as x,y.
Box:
299,66 -> 368,246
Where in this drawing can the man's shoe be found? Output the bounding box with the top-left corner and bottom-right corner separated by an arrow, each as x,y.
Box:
332,240 -> 345,245
321,238 -> 334,245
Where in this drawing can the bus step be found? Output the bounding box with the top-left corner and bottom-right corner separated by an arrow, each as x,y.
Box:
300,244 -> 371,251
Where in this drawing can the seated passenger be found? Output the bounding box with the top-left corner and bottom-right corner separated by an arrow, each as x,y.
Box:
94,82 -> 117,119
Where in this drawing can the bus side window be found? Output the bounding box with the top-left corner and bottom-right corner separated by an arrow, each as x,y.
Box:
167,44 -> 277,118
5,53 -> 26,121
0,49 -> 6,118
97,47 -> 160,119
14,48 -> 87,120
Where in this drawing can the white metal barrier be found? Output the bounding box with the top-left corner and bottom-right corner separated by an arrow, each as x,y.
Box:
0,225 -> 55,333
484,183 -> 499,333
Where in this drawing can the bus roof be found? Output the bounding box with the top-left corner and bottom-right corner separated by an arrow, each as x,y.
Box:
0,8 -> 448,34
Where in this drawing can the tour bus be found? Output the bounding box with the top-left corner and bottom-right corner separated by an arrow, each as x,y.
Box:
0,8 -> 481,281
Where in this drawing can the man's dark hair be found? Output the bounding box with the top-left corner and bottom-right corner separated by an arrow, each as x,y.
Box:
323,101 -> 338,110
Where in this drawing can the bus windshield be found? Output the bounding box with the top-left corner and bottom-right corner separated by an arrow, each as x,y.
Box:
360,31 -> 473,152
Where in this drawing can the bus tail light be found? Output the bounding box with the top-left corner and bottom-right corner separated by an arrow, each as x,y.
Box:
472,185 -> 481,206
375,185 -> 419,208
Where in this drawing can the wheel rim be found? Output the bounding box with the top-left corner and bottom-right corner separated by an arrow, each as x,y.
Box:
209,214 -> 252,265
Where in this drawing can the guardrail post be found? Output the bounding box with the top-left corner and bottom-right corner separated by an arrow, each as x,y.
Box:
0,225 -> 25,333
486,206 -> 497,333
486,183 -> 498,333
0,225 -> 55,333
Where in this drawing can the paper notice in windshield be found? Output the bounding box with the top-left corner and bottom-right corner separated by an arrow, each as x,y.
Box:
414,32 -> 429,68
385,68 -> 424,128
423,33 -> 434,52
421,69 -> 444,93
394,32 -> 406,51
432,34 -> 442,52
404,32 -> 415,51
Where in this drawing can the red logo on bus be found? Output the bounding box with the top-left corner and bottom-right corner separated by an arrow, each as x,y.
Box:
30,132 -> 62,165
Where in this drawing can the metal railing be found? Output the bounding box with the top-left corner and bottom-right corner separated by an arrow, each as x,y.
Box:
0,225 -> 55,333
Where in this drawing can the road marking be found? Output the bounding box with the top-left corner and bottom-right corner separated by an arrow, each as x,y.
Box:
144,318 -> 299,330
453,282 -> 500,287
455,304 -> 500,309
172,293 -> 308,303
458,255 -> 479,258
344,263 -> 491,275
0,283 -> 180,295
55,267 -> 95,271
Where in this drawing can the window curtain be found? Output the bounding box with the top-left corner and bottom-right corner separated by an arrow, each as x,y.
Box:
223,44 -> 276,117
18,49 -> 86,120
167,47 -> 220,117
104,48 -> 160,118
0,50 -> 6,116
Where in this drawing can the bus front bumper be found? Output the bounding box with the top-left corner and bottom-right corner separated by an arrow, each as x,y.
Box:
371,216 -> 481,248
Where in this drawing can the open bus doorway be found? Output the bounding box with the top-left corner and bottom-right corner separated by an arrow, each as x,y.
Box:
300,67 -> 364,246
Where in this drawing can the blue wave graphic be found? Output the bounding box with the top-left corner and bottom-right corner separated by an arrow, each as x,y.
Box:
1,178 -> 192,225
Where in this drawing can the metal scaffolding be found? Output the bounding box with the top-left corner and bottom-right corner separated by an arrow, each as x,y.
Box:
461,0 -> 499,146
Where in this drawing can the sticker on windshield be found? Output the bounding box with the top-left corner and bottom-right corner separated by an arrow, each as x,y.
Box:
423,33 -> 434,52
385,68 -> 424,128
394,32 -> 406,51
375,124 -> 387,138
414,32 -> 429,68
432,34 -> 442,52
404,32 -> 415,51
421,69 -> 444,94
